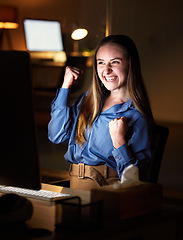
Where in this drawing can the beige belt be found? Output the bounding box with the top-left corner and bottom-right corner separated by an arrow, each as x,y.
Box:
69,163 -> 119,187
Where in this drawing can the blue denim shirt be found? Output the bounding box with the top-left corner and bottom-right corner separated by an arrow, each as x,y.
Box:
48,88 -> 152,181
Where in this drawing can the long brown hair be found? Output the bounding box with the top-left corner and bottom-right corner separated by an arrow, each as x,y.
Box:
75,35 -> 154,145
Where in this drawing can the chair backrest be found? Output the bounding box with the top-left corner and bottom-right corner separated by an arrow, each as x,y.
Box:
147,125 -> 169,183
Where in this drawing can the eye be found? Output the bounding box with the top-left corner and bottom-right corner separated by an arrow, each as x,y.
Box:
111,60 -> 120,64
97,61 -> 105,65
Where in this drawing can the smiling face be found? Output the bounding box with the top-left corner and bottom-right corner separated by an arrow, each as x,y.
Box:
96,43 -> 129,93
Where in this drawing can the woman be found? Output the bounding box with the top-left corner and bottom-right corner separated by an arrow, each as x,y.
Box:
48,35 -> 155,191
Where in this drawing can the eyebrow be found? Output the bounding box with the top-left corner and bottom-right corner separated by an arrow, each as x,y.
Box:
96,57 -> 122,62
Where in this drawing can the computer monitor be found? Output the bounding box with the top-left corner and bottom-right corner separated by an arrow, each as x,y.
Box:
23,19 -> 66,62
0,50 -> 41,190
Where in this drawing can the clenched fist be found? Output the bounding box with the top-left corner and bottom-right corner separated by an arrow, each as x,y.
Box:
62,66 -> 83,89
109,116 -> 128,149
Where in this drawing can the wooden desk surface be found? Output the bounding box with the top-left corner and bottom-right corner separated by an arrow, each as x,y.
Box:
1,185 -> 183,240
26,185 -> 183,239
26,184 -> 91,232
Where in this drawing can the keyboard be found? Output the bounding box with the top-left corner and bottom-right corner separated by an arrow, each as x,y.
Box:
0,185 -> 71,202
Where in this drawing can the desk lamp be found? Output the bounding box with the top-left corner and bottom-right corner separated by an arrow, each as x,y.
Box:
0,5 -> 19,49
71,27 -> 88,55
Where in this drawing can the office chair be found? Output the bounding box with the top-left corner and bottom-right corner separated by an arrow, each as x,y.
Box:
147,125 -> 169,183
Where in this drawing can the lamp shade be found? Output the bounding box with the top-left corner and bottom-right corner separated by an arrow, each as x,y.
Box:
0,5 -> 18,29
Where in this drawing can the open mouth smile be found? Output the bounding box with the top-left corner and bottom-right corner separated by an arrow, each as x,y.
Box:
104,76 -> 117,82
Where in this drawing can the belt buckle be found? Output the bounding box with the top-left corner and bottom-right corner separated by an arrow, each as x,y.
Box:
78,163 -> 85,178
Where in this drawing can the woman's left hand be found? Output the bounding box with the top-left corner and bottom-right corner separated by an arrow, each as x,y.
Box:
109,116 -> 128,149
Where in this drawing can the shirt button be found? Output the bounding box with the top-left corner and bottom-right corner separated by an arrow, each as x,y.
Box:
116,156 -> 119,159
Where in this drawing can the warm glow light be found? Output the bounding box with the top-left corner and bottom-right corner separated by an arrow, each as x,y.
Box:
0,22 -> 18,29
71,28 -> 88,40
0,5 -> 19,29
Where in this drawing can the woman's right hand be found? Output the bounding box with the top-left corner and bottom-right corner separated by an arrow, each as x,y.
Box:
61,66 -> 82,89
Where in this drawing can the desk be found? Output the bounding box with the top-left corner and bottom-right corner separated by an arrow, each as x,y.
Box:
31,56 -> 90,92
31,61 -> 65,91
26,184 -> 91,232
1,184 -> 183,240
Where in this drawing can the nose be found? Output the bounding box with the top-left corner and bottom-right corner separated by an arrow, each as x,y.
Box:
104,63 -> 112,74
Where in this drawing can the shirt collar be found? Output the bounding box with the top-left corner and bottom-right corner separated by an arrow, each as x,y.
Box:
111,98 -> 134,113
100,98 -> 134,115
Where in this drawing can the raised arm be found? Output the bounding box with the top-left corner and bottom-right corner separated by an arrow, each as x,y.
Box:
48,66 -> 83,144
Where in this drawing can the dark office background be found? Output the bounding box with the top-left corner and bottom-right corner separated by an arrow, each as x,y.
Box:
1,0 -> 183,191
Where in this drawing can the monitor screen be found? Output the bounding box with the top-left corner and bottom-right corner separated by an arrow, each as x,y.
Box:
0,50 -> 41,190
23,19 -> 64,52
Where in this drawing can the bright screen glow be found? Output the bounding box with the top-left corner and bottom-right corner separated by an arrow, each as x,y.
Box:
24,19 -> 64,52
